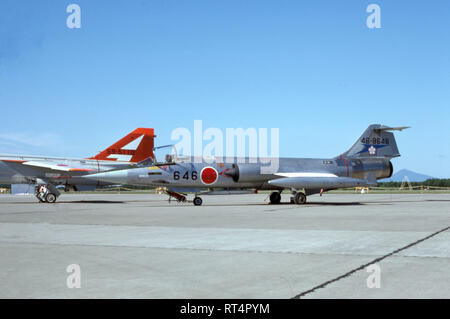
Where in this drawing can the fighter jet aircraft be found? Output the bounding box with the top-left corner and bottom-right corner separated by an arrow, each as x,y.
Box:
0,128 -> 155,203
84,124 -> 409,206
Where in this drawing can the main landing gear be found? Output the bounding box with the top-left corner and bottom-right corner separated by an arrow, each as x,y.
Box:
293,192 -> 307,205
35,185 -> 59,203
36,191 -> 58,203
269,191 -> 281,204
45,193 -> 57,203
269,191 -> 307,205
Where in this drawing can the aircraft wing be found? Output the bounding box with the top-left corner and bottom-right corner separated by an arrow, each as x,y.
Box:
21,161 -> 94,172
269,172 -> 376,189
275,172 -> 338,178
0,159 -> 95,174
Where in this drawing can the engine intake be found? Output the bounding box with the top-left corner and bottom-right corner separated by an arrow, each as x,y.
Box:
224,164 -> 272,183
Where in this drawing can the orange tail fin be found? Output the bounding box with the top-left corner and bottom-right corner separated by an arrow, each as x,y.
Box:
88,128 -> 156,162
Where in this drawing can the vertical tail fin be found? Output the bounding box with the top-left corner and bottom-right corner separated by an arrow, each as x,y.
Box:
341,124 -> 409,158
88,128 -> 156,162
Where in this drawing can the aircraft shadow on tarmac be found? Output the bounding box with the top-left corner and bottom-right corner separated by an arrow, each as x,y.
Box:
64,200 -> 125,204
154,201 -> 367,207
5,198 -> 449,206
66,198 -> 446,206
302,201 -> 364,206
0,200 -> 126,204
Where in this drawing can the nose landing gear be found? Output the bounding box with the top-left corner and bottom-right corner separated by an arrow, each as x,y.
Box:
193,197 -> 203,206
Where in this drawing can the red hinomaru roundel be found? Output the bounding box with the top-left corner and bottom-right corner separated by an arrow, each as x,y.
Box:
200,167 -> 218,185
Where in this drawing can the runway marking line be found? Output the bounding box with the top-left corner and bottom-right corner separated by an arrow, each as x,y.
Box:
292,225 -> 450,299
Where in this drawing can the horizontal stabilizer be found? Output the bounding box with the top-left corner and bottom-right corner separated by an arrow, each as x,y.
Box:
341,124 -> 409,158
375,126 -> 411,132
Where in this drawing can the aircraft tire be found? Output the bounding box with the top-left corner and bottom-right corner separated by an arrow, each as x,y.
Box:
193,197 -> 203,206
269,192 -> 281,204
45,193 -> 57,204
294,192 -> 307,205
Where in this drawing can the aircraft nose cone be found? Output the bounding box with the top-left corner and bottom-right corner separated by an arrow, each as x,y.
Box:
84,170 -> 129,184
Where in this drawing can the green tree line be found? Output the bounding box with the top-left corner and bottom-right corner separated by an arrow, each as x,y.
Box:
379,179 -> 450,188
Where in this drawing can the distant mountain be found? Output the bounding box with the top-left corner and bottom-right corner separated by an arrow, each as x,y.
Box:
381,169 -> 435,182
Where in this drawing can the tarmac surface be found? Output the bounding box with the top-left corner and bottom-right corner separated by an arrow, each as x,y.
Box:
0,192 -> 449,298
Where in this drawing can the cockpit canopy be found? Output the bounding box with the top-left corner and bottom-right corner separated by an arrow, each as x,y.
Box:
152,145 -> 178,165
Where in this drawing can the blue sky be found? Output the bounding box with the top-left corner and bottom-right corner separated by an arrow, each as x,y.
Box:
0,0 -> 449,177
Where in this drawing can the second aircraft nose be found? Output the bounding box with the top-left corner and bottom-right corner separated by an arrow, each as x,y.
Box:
84,170 -> 130,184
